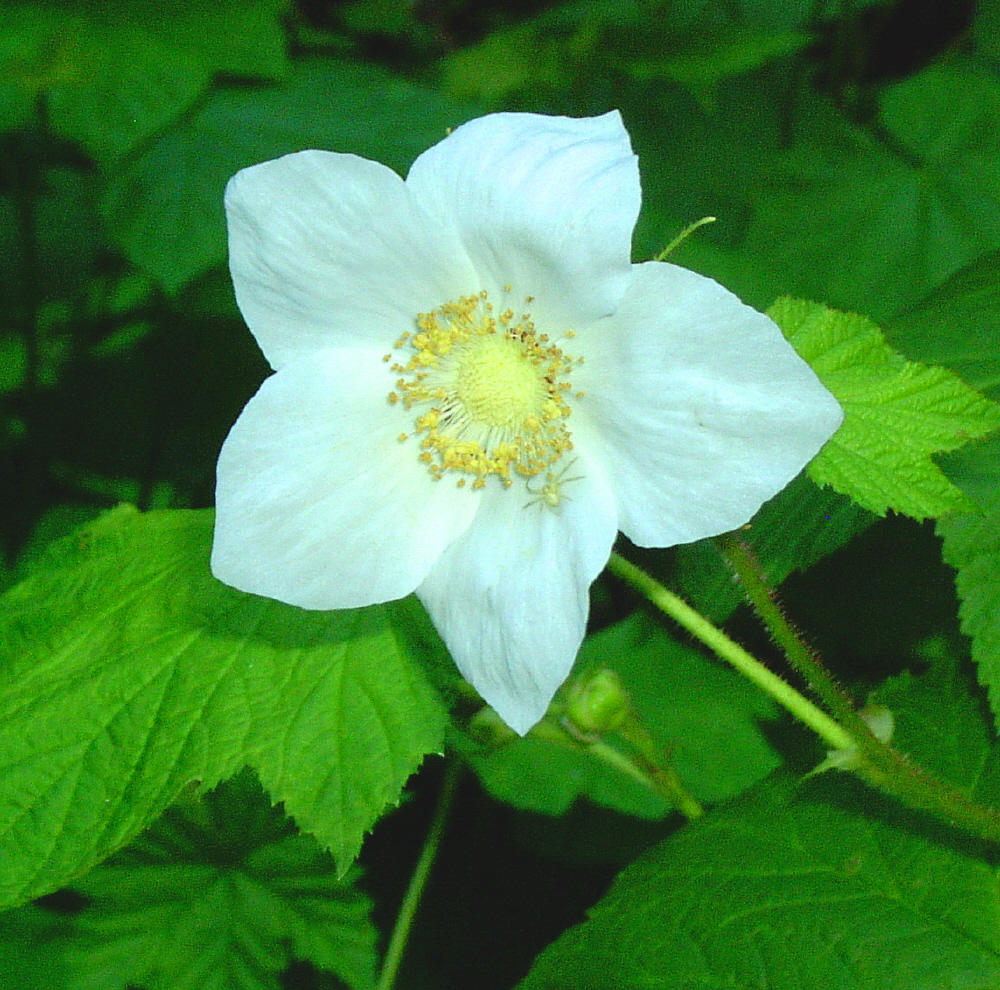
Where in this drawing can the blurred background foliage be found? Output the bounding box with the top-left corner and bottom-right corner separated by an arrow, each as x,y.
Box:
2,0 -> 998,986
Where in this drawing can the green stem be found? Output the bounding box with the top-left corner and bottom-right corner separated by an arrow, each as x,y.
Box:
609,550 -> 1000,844
376,760 -> 460,990
654,216 -> 717,261
714,533 -> 875,741
613,711 -> 704,819
532,717 -> 704,819
608,553 -> 854,751
711,533 -> 1000,842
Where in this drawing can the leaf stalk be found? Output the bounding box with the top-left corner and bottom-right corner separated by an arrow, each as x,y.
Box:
376,759 -> 460,990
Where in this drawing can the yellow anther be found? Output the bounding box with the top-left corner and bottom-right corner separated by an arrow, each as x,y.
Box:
386,290 -> 581,491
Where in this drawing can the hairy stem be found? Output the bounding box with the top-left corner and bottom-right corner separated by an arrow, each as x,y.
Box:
609,550 -> 1000,844
712,533 -> 1000,842
713,533 -> 875,740
607,553 -> 854,751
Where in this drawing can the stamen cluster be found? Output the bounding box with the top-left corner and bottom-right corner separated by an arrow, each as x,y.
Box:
387,290 -> 578,489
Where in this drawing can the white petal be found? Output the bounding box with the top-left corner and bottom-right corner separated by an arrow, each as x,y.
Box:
211,348 -> 480,609
576,262 -> 844,547
416,457 -> 618,735
225,150 -> 477,369
405,111 -> 639,332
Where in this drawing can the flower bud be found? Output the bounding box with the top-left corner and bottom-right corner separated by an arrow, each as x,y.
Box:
566,669 -> 630,734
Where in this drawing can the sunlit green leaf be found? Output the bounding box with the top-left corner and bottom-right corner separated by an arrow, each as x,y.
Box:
771,297 -> 1000,518
0,507 -> 447,907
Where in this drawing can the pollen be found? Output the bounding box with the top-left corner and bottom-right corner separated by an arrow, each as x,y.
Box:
388,290 -> 580,489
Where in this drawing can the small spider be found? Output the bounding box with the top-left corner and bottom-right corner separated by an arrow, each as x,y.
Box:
523,459 -> 583,512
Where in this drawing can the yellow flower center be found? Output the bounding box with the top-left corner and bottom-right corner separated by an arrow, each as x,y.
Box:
386,289 -> 582,491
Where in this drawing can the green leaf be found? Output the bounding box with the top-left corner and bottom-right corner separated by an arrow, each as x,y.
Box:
0,506 -> 447,908
442,22 -> 573,104
0,5 -> 68,133
874,644 -> 998,798
66,771 -> 377,990
464,614 -> 781,818
103,57 -> 479,293
522,621 -> 1000,990
520,769 -> 1000,990
0,334 -> 28,394
887,251 -> 1000,510
628,26 -> 810,108
771,296 -> 1000,519
881,64 -> 1000,176
745,64 -> 1000,320
977,0 -> 1000,60
882,251 -> 1000,733
15,0 -> 290,166
0,905 -> 74,990
887,250 -> 1000,402
938,491 -> 1000,736
936,434 -> 1000,512
46,11 -> 209,168
674,471 -> 874,623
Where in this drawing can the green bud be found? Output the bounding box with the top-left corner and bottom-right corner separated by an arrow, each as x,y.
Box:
566,669 -> 630,734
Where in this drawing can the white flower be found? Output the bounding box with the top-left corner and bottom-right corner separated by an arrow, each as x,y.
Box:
211,111 -> 843,735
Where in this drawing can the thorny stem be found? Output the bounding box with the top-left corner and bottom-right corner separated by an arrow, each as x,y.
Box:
609,549 -> 1000,845
376,759 -> 460,990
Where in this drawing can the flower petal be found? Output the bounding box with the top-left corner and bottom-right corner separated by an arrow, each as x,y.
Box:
416,457 -> 618,735
211,347 -> 480,609
576,262 -> 844,547
225,150 -> 478,369
405,111 -> 639,332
